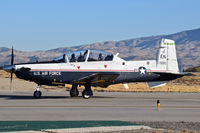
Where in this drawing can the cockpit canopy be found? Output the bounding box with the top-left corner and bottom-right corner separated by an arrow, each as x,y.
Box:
67,50 -> 113,62
54,50 -> 114,63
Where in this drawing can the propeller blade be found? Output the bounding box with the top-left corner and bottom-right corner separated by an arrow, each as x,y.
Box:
11,46 -> 14,65
10,46 -> 14,91
10,72 -> 13,91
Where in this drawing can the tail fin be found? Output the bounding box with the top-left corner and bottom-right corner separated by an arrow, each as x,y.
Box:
157,39 -> 179,73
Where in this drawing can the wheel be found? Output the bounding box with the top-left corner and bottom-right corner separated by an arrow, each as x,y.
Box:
82,90 -> 93,99
33,91 -> 42,98
70,89 -> 79,97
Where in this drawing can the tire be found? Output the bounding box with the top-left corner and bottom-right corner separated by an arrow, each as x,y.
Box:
33,91 -> 42,98
82,90 -> 93,99
70,89 -> 79,97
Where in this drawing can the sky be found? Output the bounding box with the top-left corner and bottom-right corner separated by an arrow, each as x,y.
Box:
0,0 -> 200,51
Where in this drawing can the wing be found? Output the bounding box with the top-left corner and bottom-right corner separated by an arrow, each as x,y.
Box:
72,73 -> 119,88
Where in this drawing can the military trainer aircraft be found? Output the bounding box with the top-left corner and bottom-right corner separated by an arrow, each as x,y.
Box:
2,39 -> 185,99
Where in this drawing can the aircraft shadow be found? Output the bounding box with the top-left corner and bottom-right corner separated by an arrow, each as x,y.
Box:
0,95 -> 67,100
0,95 -> 113,100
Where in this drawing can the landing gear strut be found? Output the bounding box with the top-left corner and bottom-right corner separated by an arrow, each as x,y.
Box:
82,83 -> 93,99
70,84 -> 79,97
33,85 -> 42,98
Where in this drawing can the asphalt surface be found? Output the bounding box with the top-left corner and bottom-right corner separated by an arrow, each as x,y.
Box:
0,91 -> 200,122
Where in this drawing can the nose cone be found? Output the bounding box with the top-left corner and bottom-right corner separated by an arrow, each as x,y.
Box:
3,65 -> 15,73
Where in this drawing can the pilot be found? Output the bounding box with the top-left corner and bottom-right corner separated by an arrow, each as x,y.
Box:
78,53 -> 85,62
98,53 -> 103,61
105,54 -> 113,61
70,53 -> 76,62
105,55 -> 110,61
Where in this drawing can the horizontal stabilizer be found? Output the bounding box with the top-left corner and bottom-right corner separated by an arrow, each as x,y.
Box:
147,81 -> 166,88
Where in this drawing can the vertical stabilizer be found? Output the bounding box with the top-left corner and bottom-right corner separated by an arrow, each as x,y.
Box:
157,39 -> 179,73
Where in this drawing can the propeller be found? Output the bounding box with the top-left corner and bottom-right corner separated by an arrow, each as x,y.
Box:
10,46 -> 14,91
1,47 -> 15,91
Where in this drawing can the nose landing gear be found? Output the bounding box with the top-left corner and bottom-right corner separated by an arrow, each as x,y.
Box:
33,85 -> 42,98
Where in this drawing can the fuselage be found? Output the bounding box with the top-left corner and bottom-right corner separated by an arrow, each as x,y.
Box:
14,58 -> 182,87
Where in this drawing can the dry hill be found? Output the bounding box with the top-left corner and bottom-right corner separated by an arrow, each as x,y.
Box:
0,28 -> 200,69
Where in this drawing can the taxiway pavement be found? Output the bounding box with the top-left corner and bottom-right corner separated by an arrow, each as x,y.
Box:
0,91 -> 200,121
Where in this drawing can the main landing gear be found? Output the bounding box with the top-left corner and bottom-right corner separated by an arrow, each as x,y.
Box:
82,83 -> 93,99
69,84 -> 79,97
33,85 -> 42,98
69,83 -> 93,99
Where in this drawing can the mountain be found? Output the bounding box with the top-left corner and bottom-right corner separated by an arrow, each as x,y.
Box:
0,28 -> 200,69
